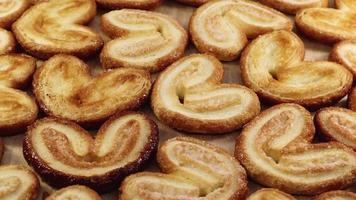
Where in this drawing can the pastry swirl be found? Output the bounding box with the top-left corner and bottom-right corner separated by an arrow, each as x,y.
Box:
0,165 -> 40,200
96,0 -> 162,9
235,103 -> 356,195
33,54 -> 151,127
100,9 -> 188,73
0,29 -> 15,55
45,185 -> 102,200
314,190 -> 356,200
23,112 -> 158,192
256,0 -> 328,14
120,137 -> 248,200
189,0 -> 292,61
349,88 -> 356,111
12,0 -> 103,59
330,40 -> 356,79
0,0 -> 30,28
240,30 -> 353,110
151,54 -> 260,134
248,188 -> 296,200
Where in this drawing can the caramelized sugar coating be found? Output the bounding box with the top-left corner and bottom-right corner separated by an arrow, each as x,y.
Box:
45,185 -> 102,200
175,0 -> 211,6
0,138 -> 3,161
257,0 -> 328,14
248,188 -> 296,200
314,190 -> 356,200
33,54 -> 151,127
0,29 -> 15,55
235,103 -> 356,195
240,30 -> 353,110
0,165 -> 40,200
96,0 -> 162,9
189,0 -> 292,61
330,40 -> 356,79
120,137 -> 248,200
0,0 -> 30,28
23,112 -> 159,192
100,9 -> 188,73
349,88 -> 356,111
151,54 -> 260,134
12,0 -> 103,59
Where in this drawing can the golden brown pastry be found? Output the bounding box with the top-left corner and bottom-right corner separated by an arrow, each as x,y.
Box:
175,0 -> 211,6
12,0 -> 103,59
189,0 -> 292,61
151,54 -> 260,134
349,88 -> 356,111
100,9 -> 188,73
330,40 -> 356,79
235,103 -> 356,195
0,54 -> 38,136
33,54 -> 151,127
45,185 -> 102,200
240,30 -> 353,110
0,138 -> 3,161
120,137 -> 248,200
23,112 -> 158,192
335,0 -> 356,11
0,0 -> 30,28
0,29 -> 15,55
96,0 -> 162,9
0,165 -> 40,200
314,190 -> 356,200
248,188 -> 296,200
257,0 -> 328,14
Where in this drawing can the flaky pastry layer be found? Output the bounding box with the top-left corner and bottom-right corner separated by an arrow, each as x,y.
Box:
257,0 -> 328,14
314,190 -> 356,200
45,185 -> 102,200
0,29 -> 15,55
0,0 -> 29,28
96,0 -> 162,9
330,40 -> 356,79
248,188 -> 296,200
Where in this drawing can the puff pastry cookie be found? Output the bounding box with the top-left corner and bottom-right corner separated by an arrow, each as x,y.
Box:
120,137 -> 248,200
314,190 -> 356,200
12,0 -> 103,59
349,88 -> 356,111
257,0 -> 328,14
152,54 -> 260,134
45,185 -> 102,200
0,165 -> 40,200
235,103 -> 356,195
240,30 -> 353,110
0,29 -> 15,55
33,55 -> 151,127
189,0 -> 292,61
23,112 -> 158,192
330,40 -> 356,79
96,0 -> 162,9
0,0 -> 30,28
100,9 -> 188,73
248,188 -> 296,200
175,0 -> 211,6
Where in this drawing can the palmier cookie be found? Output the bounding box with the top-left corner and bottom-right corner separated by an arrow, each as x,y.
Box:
120,137 -> 248,200
0,0 -> 30,28
96,0 -> 162,9
33,54 -> 151,127
295,0 -> 356,43
12,0 -> 103,59
0,54 -> 37,136
235,103 -> 356,195
314,191 -> 356,200
330,40 -> 356,79
23,112 -> 158,192
0,165 -> 40,200
248,188 -> 296,200
151,54 -> 260,134
257,0 -> 328,15
189,0 -> 292,61
240,30 -> 353,110
0,29 -> 15,55
45,185 -> 102,200
349,88 -> 356,111
175,0 -> 211,6
100,9 -> 188,73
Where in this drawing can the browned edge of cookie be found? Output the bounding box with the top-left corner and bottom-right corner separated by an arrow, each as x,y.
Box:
313,190 -> 356,200
348,87 -> 356,111
96,0 -> 163,10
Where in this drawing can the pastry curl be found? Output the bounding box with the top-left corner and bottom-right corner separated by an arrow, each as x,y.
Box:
314,190 -> 356,200
349,88 -> 356,111
96,0 -> 162,9
23,112 -> 158,192
248,188 -> 296,200
0,0 -> 30,28
240,30 -> 353,110
151,54 -> 260,134
0,165 -> 40,200
100,9 -> 188,73
189,0 -> 292,61
120,137 -> 248,200
33,54 -> 151,127
0,29 -> 15,55
45,185 -> 102,200
330,40 -> 356,79
12,0 -> 103,59
175,0 -> 211,6
256,0 -> 328,14
235,103 -> 356,195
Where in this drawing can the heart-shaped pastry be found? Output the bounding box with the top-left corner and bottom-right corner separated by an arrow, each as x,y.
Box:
175,0 -> 211,6
256,0 -> 328,14
33,54 -> 151,127
235,103 -> 356,195
189,0 -> 292,61
349,88 -> 356,111
120,137 -> 248,200
0,165 -> 40,200
248,188 -> 296,200
330,40 -> 356,79
23,112 -> 158,192
0,54 -> 38,136
315,107 -> 356,150
100,9 -> 188,73
45,185 -> 102,200
151,54 -> 260,134
0,29 -> 15,55
12,0 -> 103,59
314,191 -> 356,200
240,30 -> 353,110
96,0 -> 162,9
0,0 -> 29,28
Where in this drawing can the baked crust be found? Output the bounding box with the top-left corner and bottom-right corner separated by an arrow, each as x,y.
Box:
120,137 -> 248,200
32,54 -> 151,127
100,9 -> 188,73
189,0 -> 292,61
96,0 -> 162,9
235,103 -> 356,195
314,190 -> 356,200
349,88 -> 356,111
330,40 -> 356,80
23,112 -> 158,192
175,0 -> 211,6
151,54 -> 260,134
0,165 -> 40,200
335,0 -> 356,11
257,0 -> 328,14
0,0 -> 30,28
45,185 -> 102,200
12,0 -> 103,59
248,188 -> 296,200
240,30 -> 353,110
0,28 -> 15,55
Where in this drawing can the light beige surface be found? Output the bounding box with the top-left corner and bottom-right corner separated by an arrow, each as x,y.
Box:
1,0 -> 355,199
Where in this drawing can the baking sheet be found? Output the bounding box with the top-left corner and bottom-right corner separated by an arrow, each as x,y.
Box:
2,0 -> 355,199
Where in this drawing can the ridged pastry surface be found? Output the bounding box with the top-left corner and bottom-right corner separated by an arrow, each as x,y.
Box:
120,137 -> 248,200
257,0 -> 328,14
151,54 -> 260,134
235,103 -> 356,195
12,0 -> 103,59
240,30 -> 353,109
100,9 -> 187,72
96,0 -> 162,9
0,0 -> 29,28
349,88 -> 356,111
330,40 -> 356,79
0,29 -> 15,55
314,190 -> 356,200
45,185 -> 102,200
248,188 -> 296,200
189,0 -> 292,61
